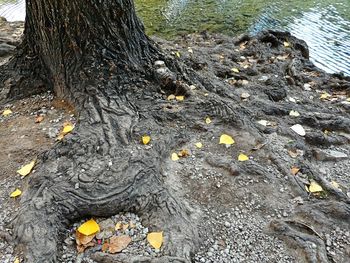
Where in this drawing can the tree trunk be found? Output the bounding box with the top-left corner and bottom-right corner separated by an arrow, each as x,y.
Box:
2,1 -> 198,262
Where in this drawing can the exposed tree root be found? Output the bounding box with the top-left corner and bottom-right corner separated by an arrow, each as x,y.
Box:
1,29 -> 350,262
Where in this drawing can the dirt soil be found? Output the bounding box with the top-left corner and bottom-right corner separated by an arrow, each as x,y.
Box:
1,20 -> 350,263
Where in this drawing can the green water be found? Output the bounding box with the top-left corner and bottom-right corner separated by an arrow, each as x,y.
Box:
1,0 -> 350,75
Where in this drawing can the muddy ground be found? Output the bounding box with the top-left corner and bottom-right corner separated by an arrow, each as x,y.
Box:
0,19 -> 349,263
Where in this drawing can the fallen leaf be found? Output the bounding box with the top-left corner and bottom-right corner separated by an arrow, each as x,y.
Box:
17,160 -> 36,177
283,41 -> 290,47
102,242 -> 109,252
77,219 -> 100,236
2,109 -> 12,116
13,258 -> 20,263
331,181 -> 340,189
10,189 -> 22,198
77,241 -> 95,253
238,153 -> 249,162
171,153 -> 179,161
57,122 -> 74,140
195,142 -> 203,148
231,68 -> 240,73
320,92 -> 331,100
175,96 -> 184,101
109,235 -> 131,253
167,94 -> 175,101
35,115 -> 44,123
291,167 -> 300,175
289,110 -> 300,117
309,181 -> 323,193
63,122 -> 74,133
205,117 -> 212,124
288,150 -> 298,158
115,222 -> 122,231
129,221 -> 136,228
175,51 -> 181,58
76,231 -> 95,246
290,124 -> 306,136
347,98 -> 350,102
147,231 -> 163,249
122,224 -> 129,231
188,47 -> 193,54
142,135 -> 151,145
219,134 -> 235,145
178,149 -> 190,157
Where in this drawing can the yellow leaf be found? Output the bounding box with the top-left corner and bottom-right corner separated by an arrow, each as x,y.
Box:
2,109 -> 12,116
167,94 -> 175,101
331,181 -> 340,189
142,135 -> 151,145
195,142 -> 203,148
175,51 -> 181,58
347,97 -> 350,102
10,189 -> 22,198
13,258 -> 20,263
77,219 -> 100,236
283,41 -> 290,47
231,67 -> 240,73
205,117 -> 212,124
62,123 -> 74,133
17,160 -> 36,177
115,222 -> 122,231
309,181 -> 323,193
171,153 -> 179,161
320,92 -> 331,100
238,153 -> 249,162
175,96 -> 184,101
147,231 -> 163,249
219,134 -> 235,145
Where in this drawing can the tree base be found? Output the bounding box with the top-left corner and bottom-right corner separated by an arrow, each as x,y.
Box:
1,31 -> 350,263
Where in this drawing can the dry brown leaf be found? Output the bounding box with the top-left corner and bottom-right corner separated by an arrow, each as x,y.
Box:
76,231 -> 96,246
291,167 -> 300,175
35,115 -> 44,123
109,235 -> 131,254
102,242 -> 109,252
76,241 -> 95,253
178,149 -> 190,157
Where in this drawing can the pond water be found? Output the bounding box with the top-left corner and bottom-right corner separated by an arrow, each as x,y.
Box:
1,0 -> 349,75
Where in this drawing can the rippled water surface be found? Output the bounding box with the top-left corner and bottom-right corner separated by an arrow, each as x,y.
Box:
1,0 -> 349,75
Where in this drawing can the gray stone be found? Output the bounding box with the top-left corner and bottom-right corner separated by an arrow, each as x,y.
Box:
313,149 -> 348,161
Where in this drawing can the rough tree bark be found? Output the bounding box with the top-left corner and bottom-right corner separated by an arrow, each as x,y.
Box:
1,0 -> 198,262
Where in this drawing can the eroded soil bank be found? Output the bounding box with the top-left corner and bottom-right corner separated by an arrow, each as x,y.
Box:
0,18 -> 349,263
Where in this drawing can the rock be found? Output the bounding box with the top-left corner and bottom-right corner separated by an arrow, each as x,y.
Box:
290,124 -> 306,136
99,218 -> 115,231
154,60 -> 165,68
265,87 -> 287,101
240,92 -> 250,99
0,16 -> 7,22
0,43 -> 16,57
313,149 -> 348,161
